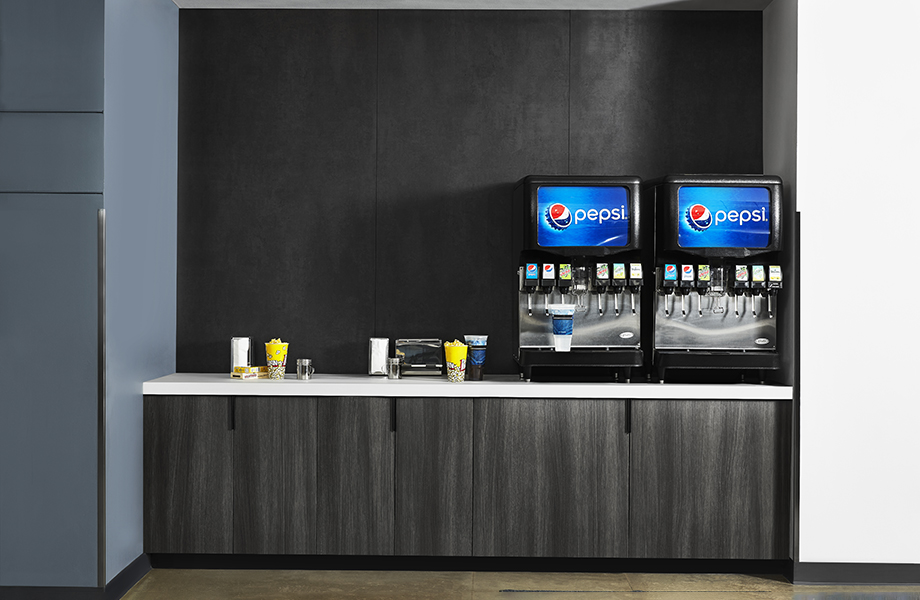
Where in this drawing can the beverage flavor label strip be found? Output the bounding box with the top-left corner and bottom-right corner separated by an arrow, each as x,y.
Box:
613,263 -> 626,279
697,265 -> 711,281
769,265 -> 783,281
735,265 -> 749,281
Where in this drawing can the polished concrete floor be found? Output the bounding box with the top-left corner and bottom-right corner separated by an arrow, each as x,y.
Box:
122,570 -> 920,599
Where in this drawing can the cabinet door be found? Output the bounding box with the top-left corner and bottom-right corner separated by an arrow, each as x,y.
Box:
396,397 -> 473,556
234,397 -> 317,554
629,400 -> 791,559
0,195 -> 101,586
473,398 -> 628,557
144,395 -> 233,553
316,397 -> 395,555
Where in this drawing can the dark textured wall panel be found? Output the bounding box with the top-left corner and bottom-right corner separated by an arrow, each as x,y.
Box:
0,0 -> 104,112
177,10 -> 377,373
376,11 -> 569,375
0,112 -> 103,193
570,11 -> 762,178
176,10 -> 763,375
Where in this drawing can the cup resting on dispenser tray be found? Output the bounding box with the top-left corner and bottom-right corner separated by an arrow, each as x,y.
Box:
548,304 -> 576,352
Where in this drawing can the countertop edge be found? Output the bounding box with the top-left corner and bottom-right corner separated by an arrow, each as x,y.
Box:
142,373 -> 794,400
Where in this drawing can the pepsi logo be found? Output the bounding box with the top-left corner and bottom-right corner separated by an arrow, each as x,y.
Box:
545,203 -> 572,230
526,264 -> 538,275
686,204 -> 712,231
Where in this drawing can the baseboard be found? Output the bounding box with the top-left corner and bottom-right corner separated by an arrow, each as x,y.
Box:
151,554 -> 792,579
0,584 -> 103,600
105,553 -> 151,600
0,553 -> 151,600
795,561 -> 920,585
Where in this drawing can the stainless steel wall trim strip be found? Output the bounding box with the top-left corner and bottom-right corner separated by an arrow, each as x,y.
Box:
97,207 -> 106,587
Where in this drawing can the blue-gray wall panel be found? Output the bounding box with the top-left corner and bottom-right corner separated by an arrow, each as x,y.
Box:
0,194 -> 101,587
0,0 -> 104,112
0,113 -> 104,193
103,0 -> 178,584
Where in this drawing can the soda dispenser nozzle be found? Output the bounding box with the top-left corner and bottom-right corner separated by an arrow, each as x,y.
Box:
696,265 -> 711,317
611,263 -> 627,316
557,263 -> 573,302
659,264 -> 678,317
540,263 -> 556,317
522,263 -> 539,317
767,265 -> 783,318
731,265 -> 750,318
750,265 -> 767,317
594,263 -> 610,315
628,263 -> 643,315
679,265 -> 695,316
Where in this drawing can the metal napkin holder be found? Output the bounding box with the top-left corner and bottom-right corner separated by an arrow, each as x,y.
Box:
395,339 -> 443,376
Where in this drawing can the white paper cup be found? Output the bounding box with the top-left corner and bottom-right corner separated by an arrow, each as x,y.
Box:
554,334 -> 573,352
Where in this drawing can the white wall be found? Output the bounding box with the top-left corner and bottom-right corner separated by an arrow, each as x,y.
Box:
798,0 -> 920,563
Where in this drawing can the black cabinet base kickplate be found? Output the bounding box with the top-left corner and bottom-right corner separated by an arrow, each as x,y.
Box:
149,554 -> 792,580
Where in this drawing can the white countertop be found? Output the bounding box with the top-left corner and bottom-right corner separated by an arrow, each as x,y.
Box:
143,373 -> 793,400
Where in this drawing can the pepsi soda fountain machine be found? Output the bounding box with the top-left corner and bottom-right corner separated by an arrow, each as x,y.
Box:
512,176 -> 648,381
648,175 -> 784,382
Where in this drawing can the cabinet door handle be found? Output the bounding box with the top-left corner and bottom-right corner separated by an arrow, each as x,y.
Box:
390,398 -> 397,432
228,397 -> 235,430
625,399 -> 631,434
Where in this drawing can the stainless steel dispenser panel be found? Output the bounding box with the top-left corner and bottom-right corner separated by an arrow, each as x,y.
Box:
654,293 -> 777,350
518,293 -> 641,349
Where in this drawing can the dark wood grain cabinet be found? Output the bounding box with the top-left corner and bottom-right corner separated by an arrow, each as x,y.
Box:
395,397 -> 473,556
144,395 -> 233,554
473,398 -> 629,558
629,400 -> 792,559
144,394 -> 790,560
233,397 -> 317,554
316,397 -> 396,555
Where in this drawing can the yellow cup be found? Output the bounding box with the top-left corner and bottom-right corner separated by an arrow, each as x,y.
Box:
265,341 -> 289,380
444,343 -> 468,383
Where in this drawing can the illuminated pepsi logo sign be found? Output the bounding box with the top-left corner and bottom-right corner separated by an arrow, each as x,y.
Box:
537,186 -> 630,248
678,187 -> 771,248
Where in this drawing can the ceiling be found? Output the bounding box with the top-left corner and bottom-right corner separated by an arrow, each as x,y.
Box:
173,0 -> 773,10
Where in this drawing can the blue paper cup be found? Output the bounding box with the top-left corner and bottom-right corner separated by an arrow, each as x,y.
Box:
464,335 -> 488,380
548,304 -> 576,352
